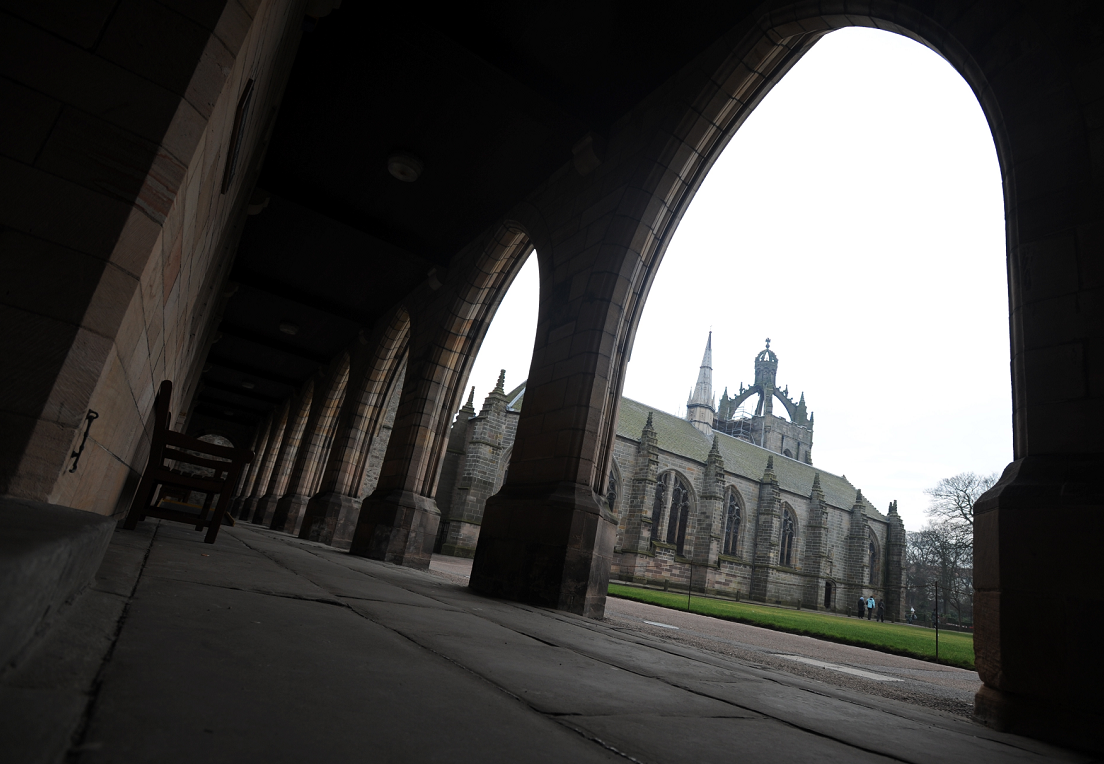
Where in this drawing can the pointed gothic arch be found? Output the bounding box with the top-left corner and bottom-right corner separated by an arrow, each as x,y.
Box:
648,469 -> 695,556
722,487 -> 742,557
606,457 -> 622,518
779,503 -> 798,568
868,528 -> 881,586
528,4 -> 1021,542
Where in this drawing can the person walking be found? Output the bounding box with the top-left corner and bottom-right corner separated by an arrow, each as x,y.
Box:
856,596 -> 865,618
909,606 -> 916,624
876,600 -> 885,622
866,596 -> 875,620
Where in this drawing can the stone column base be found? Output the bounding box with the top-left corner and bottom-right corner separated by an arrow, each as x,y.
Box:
229,496 -> 246,519
270,494 -> 310,534
436,518 -> 481,558
239,496 -> 262,522
251,495 -> 280,526
468,481 -> 616,619
348,489 -> 439,569
975,685 -> 1102,754
300,492 -> 362,549
972,453 -> 1104,755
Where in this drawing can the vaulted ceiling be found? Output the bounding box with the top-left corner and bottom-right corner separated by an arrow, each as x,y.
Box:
193,1 -> 756,428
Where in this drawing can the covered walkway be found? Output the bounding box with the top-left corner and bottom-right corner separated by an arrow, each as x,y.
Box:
4,523 -> 1087,764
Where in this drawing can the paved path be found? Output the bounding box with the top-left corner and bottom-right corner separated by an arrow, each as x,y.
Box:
4,527 -> 1089,763
604,598 -> 980,718
430,555 -> 979,718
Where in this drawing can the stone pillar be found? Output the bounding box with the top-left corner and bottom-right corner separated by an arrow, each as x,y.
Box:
973,455 -> 1104,750
347,363 -> 443,568
349,226 -> 532,572
270,365 -> 344,534
346,336 -> 448,568
614,413 -> 660,583
251,382 -> 313,526
748,456 -> 780,602
466,256 -> 621,616
302,317 -> 407,548
801,474 -> 830,610
843,490 -> 870,616
687,437 -> 724,592
884,500 -> 906,622
239,402 -> 289,522
231,414 -> 272,518
436,372 -> 511,558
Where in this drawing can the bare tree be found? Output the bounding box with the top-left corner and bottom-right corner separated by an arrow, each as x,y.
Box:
908,521 -> 972,623
906,471 -> 995,625
923,471 -> 998,527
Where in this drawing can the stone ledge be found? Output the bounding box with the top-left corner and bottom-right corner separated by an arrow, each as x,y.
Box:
0,497 -> 115,670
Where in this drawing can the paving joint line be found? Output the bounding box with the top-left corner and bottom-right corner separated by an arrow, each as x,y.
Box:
239,529 -> 1062,762
66,523 -> 160,762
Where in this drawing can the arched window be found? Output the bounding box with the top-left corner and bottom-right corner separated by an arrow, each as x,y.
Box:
779,508 -> 796,567
783,448 -> 793,459
722,491 -> 741,556
868,530 -> 880,585
666,477 -> 691,555
650,473 -> 668,540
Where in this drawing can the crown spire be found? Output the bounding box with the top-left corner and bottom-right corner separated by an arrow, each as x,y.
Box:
686,332 -> 715,435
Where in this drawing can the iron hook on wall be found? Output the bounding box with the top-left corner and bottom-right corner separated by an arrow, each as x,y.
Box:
69,410 -> 100,473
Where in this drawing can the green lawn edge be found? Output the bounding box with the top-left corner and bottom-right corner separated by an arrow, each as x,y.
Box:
608,584 -> 975,671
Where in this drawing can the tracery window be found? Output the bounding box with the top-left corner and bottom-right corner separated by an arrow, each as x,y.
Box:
868,530 -> 880,585
779,509 -> 796,567
650,473 -> 668,540
666,477 -> 691,555
722,491 -> 741,556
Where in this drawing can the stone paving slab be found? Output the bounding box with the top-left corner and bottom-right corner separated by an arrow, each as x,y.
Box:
242,533 -> 465,610
677,679 -> 1053,764
0,686 -> 87,764
79,576 -> 620,764
17,523 -> 1089,763
141,527 -> 333,601
565,715 -> 897,764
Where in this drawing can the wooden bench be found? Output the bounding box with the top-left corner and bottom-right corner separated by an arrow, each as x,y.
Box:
123,380 -> 254,543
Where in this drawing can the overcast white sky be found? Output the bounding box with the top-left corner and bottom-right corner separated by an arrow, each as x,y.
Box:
466,28 -> 1011,532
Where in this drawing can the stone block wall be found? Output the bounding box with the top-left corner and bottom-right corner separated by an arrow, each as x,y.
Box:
1,0 -> 304,516
358,365 -> 405,500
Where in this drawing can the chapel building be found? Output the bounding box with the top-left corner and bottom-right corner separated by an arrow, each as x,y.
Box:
435,336 -> 908,619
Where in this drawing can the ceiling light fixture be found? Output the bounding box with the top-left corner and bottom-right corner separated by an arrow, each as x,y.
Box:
279,322 -> 299,336
387,151 -> 423,182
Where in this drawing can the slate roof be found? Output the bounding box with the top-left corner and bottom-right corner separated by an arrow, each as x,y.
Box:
492,384 -> 884,520
616,397 -> 885,520
504,382 -> 525,411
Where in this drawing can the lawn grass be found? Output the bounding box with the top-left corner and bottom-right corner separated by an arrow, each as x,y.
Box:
608,583 -> 975,670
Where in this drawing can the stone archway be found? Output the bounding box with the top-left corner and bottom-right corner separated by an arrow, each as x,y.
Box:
349,223 -> 534,568
469,2 -> 1098,744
